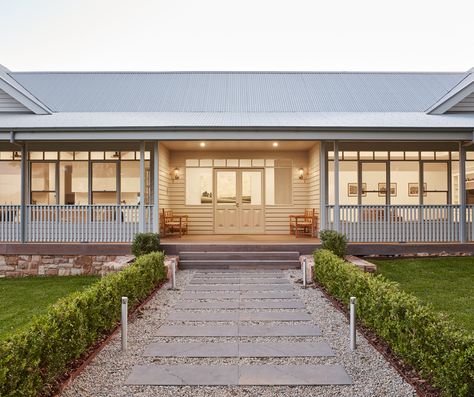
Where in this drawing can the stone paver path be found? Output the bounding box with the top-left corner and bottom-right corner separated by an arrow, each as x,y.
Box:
125,270 -> 352,386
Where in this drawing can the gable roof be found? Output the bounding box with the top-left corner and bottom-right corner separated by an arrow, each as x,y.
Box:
427,73 -> 474,114
0,66 -> 51,115
8,71 -> 467,113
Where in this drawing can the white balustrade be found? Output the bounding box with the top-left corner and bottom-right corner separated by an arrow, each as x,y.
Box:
0,205 -> 21,242
327,204 -> 464,243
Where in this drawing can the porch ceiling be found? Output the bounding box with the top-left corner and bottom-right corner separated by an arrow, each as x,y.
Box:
162,140 -> 317,151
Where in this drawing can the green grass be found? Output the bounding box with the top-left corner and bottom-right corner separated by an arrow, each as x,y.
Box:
371,257 -> 474,333
0,275 -> 100,340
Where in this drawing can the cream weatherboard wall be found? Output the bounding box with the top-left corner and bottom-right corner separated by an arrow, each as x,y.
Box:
163,145 -> 320,235
157,143 -> 171,211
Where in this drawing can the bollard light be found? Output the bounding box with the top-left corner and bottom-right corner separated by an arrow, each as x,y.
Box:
171,261 -> 177,290
302,257 -> 307,289
350,296 -> 356,351
121,296 -> 128,352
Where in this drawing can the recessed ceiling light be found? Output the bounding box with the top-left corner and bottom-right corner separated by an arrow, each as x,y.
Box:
200,142 -> 206,147
272,142 -> 279,147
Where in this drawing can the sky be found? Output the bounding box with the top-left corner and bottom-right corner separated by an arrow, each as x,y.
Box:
1,0 -> 473,72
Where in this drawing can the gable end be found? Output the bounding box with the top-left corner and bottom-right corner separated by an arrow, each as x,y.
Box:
0,88 -> 31,113
447,92 -> 474,112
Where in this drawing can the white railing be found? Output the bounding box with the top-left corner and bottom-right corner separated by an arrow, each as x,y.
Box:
0,205 -> 21,242
0,205 -> 153,243
326,205 -> 464,242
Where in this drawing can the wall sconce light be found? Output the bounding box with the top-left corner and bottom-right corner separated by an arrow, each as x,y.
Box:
173,167 -> 180,180
298,168 -> 304,180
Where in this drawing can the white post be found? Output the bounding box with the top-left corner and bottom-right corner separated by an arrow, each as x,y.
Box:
20,143 -> 26,243
121,296 -> 128,351
334,141 -> 340,232
153,141 -> 160,234
139,141 -> 146,233
459,143 -> 466,243
350,296 -> 356,351
319,142 -> 327,232
302,257 -> 307,289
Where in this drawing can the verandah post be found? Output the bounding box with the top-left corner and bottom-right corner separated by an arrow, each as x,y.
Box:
20,142 -> 27,243
153,140 -> 160,234
319,141 -> 327,232
139,141 -> 146,233
333,141 -> 340,232
459,142 -> 467,243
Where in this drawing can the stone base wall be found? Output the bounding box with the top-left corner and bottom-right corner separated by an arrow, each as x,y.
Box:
0,255 -> 134,278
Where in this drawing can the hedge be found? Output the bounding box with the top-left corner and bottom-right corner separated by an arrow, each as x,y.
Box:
313,249 -> 474,397
0,251 -> 166,397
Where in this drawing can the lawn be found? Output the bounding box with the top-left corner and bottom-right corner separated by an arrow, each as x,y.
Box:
0,275 -> 100,340
371,257 -> 474,333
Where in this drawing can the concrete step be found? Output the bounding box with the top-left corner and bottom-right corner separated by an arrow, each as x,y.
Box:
179,259 -> 301,270
179,251 -> 300,260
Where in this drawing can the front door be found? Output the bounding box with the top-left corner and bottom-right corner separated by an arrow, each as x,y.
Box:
214,169 -> 264,234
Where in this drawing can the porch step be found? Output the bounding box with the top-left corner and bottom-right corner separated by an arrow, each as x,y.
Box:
178,251 -> 301,269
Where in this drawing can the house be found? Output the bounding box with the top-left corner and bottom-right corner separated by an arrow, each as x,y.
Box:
1,65 -> 474,265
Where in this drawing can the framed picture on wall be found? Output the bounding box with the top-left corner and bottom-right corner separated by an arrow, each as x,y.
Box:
378,183 -> 397,197
408,183 -> 427,197
347,183 -> 367,197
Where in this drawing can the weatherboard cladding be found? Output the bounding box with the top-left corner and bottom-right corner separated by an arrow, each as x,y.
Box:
448,92 -> 474,112
0,88 -> 30,112
8,72 -> 466,113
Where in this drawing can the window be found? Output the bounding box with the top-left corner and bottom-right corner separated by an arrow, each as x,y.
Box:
92,162 -> 117,204
265,167 -> 292,205
185,168 -> 213,205
59,162 -> 88,205
31,162 -> 56,204
0,162 -> 21,204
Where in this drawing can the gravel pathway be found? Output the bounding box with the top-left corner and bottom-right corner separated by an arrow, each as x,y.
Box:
60,269 -> 416,397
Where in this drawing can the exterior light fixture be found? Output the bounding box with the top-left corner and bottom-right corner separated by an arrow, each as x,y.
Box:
200,142 -> 206,147
299,167 -> 304,180
272,142 -> 279,147
173,167 -> 180,180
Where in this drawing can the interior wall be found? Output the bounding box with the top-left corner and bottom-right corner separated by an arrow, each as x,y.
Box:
166,148 -> 319,235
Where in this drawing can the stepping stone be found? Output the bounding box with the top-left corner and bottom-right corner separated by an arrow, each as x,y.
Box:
192,274 -> 284,279
144,342 -> 238,357
239,364 -> 352,385
175,300 -> 240,309
125,364 -> 239,385
125,364 -> 352,385
239,311 -> 311,321
190,278 -> 289,284
168,312 -> 239,322
235,278 -> 289,284
239,284 -> 294,291
180,292 -> 240,299
240,300 -> 305,309
189,278 -> 241,284
143,341 -> 334,357
185,284 -> 293,291
185,285 -> 241,291
241,291 -> 298,299
239,341 -> 334,357
238,324 -> 321,336
156,324 -> 238,337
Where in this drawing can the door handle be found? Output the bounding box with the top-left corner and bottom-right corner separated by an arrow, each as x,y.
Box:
236,203 -> 239,207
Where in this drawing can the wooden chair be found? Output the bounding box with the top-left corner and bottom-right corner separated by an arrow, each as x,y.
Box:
162,209 -> 188,237
293,208 -> 318,238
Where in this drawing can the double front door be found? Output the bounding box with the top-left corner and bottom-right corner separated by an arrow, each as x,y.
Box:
214,169 -> 264,234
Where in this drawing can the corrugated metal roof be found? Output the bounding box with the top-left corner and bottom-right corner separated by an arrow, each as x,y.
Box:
8,72 -> 468,113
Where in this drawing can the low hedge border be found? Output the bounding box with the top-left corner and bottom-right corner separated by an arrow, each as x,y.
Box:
313,249 -> 474,397
0,251 -> 167,397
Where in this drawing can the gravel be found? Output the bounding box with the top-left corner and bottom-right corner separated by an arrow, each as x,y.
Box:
60,269 -> 416,397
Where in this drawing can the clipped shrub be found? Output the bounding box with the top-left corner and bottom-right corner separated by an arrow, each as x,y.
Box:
0,251 -> 166,397
319,229 -> 347,257
131,232 -> 161,257
313,249 -> 474,397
